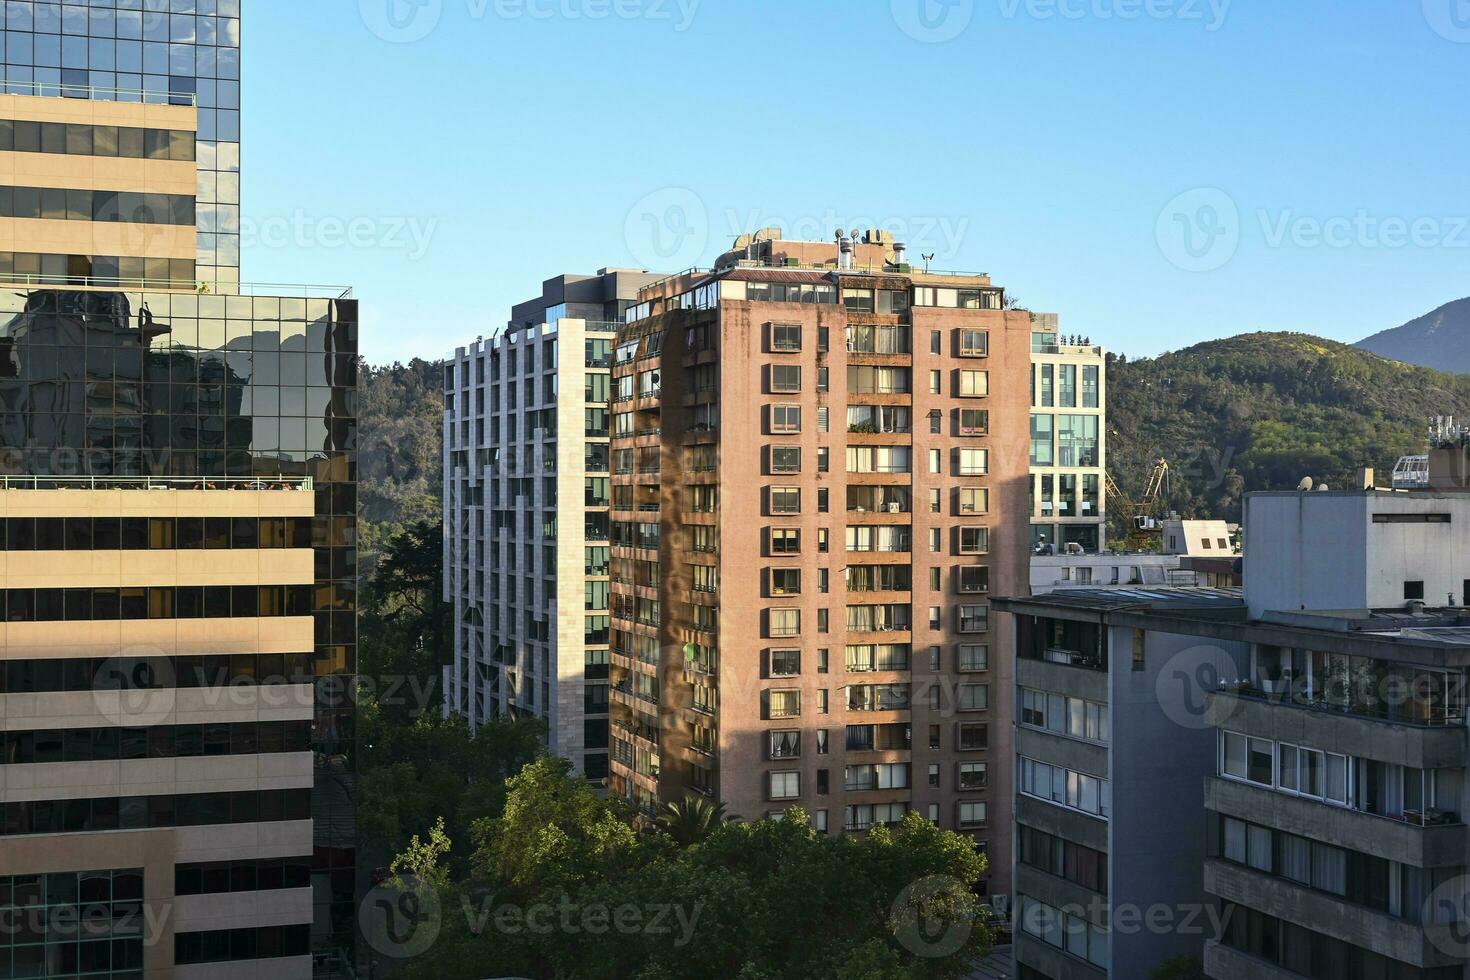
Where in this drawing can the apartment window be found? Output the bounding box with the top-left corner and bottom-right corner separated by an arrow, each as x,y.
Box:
959,370 -> 989,397
958,762 -> 988,790
929,607 -> 942,629
770,608 -> 801,637
769,771 -> 801,800
930,331 -> 942,355
928,763 -> 941,788
958,605 -> 988,633
771,404 -> 802,433
817,769 -> 830,795
929,645 -> 941,671
843,289 -> 875,312
958,527 -> 990,554
818,569 -> 830,593
958,488 -> 989,515
929,449 -> 942,474
769,730 -> 800,759
771,447 -> 801,474
957,644 -> 988,672
818,528 -> 829,552
816,729 -> 829,753
692,526 -> 717,553
817,448 -> 830,473
771,323 -> 802,352
959,329 -> 988,357
771,487 -> 801,514
1222,731 -> 1274,786
818,488 -> 829,513
818,327 -> 829,352
957,449 -> 988,475
958,802 -> 987,829
930,411 -> 942,435
817,406 -> 830,432
770,649 -> 801,677
929,528 -> 941,553
817,608 -> 829,632
929,489 -> 941,514
929,369 -> 942,394
958,723 -> 988,750
771,365 -> 801,393
814,809 -> 828,832
958,684 -> 989,711
692,565 -> 719,594
768,689 -> 801,718
818,649 -> 830,673
929,725 -> 941,750
958,566 -> 989,595
930,568 -> 941,591
818,689 -> 829,714
958,408 -> 989,435
771,528 -> 801,554
771,569 -> 801,596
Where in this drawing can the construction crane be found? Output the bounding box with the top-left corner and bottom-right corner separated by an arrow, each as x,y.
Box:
1105,457 -> 1171,551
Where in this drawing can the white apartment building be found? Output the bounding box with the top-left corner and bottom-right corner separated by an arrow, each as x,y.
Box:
1029,314 -> 1107,554
442,269 -> 660,778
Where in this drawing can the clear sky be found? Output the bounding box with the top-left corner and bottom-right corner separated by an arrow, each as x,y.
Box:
245,1 -> 1470,366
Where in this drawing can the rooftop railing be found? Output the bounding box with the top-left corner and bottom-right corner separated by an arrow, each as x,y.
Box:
1,80 -> 197,107
0,475 -> 314,491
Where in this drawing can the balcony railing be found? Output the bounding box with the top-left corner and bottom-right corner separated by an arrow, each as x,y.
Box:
0,475 -> 314,492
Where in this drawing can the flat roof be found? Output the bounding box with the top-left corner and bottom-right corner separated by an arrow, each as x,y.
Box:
995,586 -> 1244,612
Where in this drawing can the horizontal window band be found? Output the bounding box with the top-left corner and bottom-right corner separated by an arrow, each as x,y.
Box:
1,653 -> 317,694
0,789 -> 312,838
2,517 -> 314,551
0,186 -> 195,226
1,720 -> 312,765
175,856 -> 314,897
0,119 -> 196,161
0,584 -> 315,622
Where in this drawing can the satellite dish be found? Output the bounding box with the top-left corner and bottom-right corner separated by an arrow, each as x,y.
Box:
1296,477 -> 1314,492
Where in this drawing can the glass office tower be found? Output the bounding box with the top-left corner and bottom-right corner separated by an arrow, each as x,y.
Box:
0,0 -> 243,289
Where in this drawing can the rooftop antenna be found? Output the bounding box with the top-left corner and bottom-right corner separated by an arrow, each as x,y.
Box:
922,252 -> 935,273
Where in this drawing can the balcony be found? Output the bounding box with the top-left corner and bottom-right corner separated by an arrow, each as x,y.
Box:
1203,859 -> 1459,969
1207,687 -> 1468,769
1204,776 -> 1466,868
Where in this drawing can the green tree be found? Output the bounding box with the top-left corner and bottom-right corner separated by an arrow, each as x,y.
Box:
653,796 -> 739,847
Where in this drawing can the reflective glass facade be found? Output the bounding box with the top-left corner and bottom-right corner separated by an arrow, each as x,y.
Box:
0,0 -> 243,287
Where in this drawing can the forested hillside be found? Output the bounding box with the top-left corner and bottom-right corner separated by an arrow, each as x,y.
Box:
1107,332 -> 1470,524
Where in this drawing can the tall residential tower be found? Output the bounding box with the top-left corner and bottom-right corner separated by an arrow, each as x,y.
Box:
442,269 -> 660,778
606,229 -> 1028,901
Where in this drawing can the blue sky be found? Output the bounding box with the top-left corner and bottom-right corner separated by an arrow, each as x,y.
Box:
245,1 -> 1470,365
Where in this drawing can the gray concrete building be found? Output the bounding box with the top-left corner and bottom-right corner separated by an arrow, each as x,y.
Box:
441,269 -> 660,778
996,482 -> 1470,979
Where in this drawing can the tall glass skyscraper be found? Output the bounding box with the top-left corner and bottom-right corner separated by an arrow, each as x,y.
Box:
1,0 -> 243,289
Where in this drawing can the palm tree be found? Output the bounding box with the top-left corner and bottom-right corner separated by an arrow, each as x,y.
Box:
653,796 -> 738,847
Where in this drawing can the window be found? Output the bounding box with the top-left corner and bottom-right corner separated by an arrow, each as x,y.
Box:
771,447 -> 801,474
958,527 -> 990,554
958,801 -> 987,828
1222,731 -> 1274,786
692,565 -> 718,593
959,371 -> 988,397
817,406 -> 829,432
931,331 -> 942,354
959,488 -> 989,515
929,449 -> 942,474
958,684 -> 989,711
929,528 -> 941,553
771,569 -> 801,596
771,404 -> 801,434
842,289 -> 874,312
771,365 -> 801,393
958,605 -> 988,633
769,771 -> 801,799
1132,629 -> 1146,670
771,487 -> 801,514
959,329 -> 988,357
770,649 -> 801,677
959,408 -> 989,435
769,730 -> 800,759
929,764 -> 941,788
929,370 -> 942,395
771,529 -> 800,554
770,608 -> 800,637
1406,580 -> 1425,601
958,566 -> 989,594
957,449 -> 988,475
957,644 -> 988,672
959,762 -> 988,790
771,323 -> 802,351
768,689 -> 800,718
958,722 -> 988,750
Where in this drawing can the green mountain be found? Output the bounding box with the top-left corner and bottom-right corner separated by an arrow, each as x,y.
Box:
1106,331 -> 1470,524
1357,297 -> 1470,371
